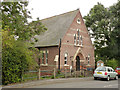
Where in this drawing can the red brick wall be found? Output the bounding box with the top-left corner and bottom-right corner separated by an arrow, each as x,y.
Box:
37,10 -> 95,75
38,46 -> 59,71
60,10 -> 95,70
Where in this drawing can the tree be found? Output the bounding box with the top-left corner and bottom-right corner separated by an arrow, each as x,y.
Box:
2,29 -> 39,85
106,59 -> 118,69
2,1 -> 47,41
109,0 -> 120,62
1,1 -> 46,85
84,1 -> 120,67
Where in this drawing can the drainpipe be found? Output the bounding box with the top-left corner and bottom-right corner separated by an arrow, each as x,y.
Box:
58,38 -> 61,70
38,48 -> 41,68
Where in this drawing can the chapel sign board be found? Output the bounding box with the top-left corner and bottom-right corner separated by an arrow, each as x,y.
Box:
97,60 -> 104,67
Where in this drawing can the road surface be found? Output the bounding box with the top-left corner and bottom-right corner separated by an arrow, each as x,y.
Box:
3,77 -> 119,88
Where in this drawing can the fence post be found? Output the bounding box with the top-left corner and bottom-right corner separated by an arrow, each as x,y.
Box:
65,68 -> 67,78
84,70 -> 85,77
54,68 -> 56,79
75,71 -> 76,78
70,69 -> 71,76
38,68 -> 41,80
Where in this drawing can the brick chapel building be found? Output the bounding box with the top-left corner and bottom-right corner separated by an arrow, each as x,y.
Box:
34,9 -> 95,72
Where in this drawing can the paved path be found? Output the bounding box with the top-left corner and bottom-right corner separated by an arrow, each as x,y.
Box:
2,77 -> 119,88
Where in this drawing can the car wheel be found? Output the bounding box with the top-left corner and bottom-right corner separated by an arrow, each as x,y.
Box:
114,75 -> 118,80
94,77 -> 97,80
107,76 -> 110,81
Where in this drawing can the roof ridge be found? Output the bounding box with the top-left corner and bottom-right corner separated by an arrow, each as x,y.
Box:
40,9 -> 79,21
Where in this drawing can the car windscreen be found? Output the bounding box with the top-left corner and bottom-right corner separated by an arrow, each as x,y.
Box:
116,68 -> 120,70
95,67 -> 106,71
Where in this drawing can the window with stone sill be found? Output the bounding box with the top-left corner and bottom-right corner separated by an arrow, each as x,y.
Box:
74,29 -> 83,46
41,50 -> 48,64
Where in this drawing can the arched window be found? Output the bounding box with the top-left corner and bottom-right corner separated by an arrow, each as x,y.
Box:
74,34 -> 76,45
64,53 -> 68,65
77,29 -> 80,45
80,35 -> 83,46
77,29 -> 80,37
45,49 -> 48,64
88,54 -> 90,64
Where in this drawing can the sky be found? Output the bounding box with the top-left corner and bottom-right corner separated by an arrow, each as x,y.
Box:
27,0 -> 118,22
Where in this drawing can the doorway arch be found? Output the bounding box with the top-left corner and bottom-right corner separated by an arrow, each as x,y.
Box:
76,56 -> 80,71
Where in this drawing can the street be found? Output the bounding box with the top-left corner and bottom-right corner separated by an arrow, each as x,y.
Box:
3,77 -> 119,88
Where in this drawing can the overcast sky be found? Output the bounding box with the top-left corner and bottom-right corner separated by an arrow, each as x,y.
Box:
27,0 -> 118,22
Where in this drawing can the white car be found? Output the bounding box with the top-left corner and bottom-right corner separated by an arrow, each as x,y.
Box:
93,66 -> 118,81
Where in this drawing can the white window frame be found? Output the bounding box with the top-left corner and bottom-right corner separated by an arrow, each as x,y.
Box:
74,34 -> 76,45
80,35 -> 83,46
42,51 -> 44,64
88,54 -> 90,64
64,53 -> 68,65
45,49 -> 48,64
77,18 -> 81,24
77,29 -> 80,45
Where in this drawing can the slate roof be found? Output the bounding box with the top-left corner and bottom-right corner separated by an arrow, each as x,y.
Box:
34,9 -> 79,47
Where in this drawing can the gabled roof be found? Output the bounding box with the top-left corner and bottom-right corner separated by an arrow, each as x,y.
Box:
34,9 -> 79,47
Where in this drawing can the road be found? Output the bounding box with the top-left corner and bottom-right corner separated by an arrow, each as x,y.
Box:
3,77 -> 119,88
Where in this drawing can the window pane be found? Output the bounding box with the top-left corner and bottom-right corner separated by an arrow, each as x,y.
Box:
46,50 -> 48,64
77,19 -> 81,24
42,52 -> 44,64
80,36 -> 82,40
77,30 -> 79,37
64,57 -> 67,60
64,53 -> 68,64
101,63 -> 103,66
74,34 -> 76,39
65,61 -> 67,64
116,68 -> 120,70
108,68 -> 111,72
96,67 -> 106,71
74,34 -> 76,45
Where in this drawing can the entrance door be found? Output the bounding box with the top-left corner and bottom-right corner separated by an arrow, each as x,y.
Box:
76,56 -> 80,71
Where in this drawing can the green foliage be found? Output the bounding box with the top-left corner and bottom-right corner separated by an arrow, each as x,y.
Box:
2,30 -> 38,85
2,1 -> 47,85
2,1 -> 47,41
84,3 -> 112,49
109,1 -> 120,60
84,1 -> 120,64
106,59 -> 118,69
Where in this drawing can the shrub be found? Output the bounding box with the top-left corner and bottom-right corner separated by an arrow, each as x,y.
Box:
106,59 -> 118,69
2,31 -> 38,85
